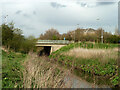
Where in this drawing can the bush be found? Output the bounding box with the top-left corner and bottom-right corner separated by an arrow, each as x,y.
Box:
49,42 -> 119,86
1,23 -> 36,53
2,50 -> 26,88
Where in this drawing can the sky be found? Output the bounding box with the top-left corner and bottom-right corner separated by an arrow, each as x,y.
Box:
0,0 -> 119,37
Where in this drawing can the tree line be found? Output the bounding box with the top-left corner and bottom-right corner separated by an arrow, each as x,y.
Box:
1,23 -> 36,53
1,22 -> 119,53
39,28 -> 120,43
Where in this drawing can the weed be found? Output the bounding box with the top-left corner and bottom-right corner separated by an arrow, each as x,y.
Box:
49,42 -> 119,87
2,50 -> 26,88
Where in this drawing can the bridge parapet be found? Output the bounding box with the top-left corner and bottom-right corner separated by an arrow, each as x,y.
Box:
37,40 -> 69,44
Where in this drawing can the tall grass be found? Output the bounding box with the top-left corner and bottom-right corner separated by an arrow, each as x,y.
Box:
50,43 -> 119,86
2,50 -> 74,88
23,53 -> 68,88
64,48 -> 118,64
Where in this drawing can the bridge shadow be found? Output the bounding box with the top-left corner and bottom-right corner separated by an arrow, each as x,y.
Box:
39,46 -> 51,56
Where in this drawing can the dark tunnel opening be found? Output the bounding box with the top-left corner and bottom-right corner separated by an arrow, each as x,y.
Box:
39,46 -> 51,56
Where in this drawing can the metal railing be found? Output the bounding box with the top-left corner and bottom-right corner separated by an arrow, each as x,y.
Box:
37,40 -> 69,44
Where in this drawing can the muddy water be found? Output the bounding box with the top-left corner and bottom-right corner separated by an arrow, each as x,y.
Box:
64,74 -> 110,88
39,56 -> 111,88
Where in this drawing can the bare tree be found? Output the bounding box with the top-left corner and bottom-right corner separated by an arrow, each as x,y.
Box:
39,28 -> 60,40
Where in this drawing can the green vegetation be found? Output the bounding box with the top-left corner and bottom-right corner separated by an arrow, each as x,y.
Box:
1,22 -> 37,88
1,23 -> 36,53
50,42 -> 118,55
2,50 -> 26,88
1,22 -> 119,88
39,28 -> 120,44
49,42 -> 119,87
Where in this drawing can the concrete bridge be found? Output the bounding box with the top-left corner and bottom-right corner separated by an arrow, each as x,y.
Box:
36,40 -> 70,55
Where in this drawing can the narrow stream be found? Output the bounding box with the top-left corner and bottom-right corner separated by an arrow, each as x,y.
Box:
64,73 -> 111,88
38,53 -> 112,88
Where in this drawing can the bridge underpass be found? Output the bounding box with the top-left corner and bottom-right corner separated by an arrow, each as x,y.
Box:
36,40 -> 69,56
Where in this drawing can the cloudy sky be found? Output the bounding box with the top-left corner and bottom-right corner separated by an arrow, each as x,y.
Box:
0,0 -> 119,37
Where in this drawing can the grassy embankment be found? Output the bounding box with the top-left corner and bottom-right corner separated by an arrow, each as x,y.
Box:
2,50 -> 68,88
49,42 -> 119,87
2,50 -> 26,88
2,42 -> 119,88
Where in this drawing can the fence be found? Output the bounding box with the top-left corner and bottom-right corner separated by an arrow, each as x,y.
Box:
37,40 -> 70,44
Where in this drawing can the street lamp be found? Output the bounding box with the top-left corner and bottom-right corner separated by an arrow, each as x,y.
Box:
77,24 -> 79,28
74,27 -> 75,43
74,24 -> 79,43
96,18 -> 103,44
4,15 -> 8,25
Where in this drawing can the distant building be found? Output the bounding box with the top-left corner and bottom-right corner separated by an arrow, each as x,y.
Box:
83,28 -> 95,35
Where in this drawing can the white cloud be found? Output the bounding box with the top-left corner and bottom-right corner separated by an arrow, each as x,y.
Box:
0,0 -> 118,37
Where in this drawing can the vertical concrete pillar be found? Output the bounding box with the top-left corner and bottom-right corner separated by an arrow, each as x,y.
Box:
50,45 -> 66,54
50,46 -> 53,54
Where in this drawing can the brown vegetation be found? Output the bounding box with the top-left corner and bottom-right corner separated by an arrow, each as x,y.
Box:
64,48 -> 118,64
39,27 -> 120,43
23,53 -> 72,88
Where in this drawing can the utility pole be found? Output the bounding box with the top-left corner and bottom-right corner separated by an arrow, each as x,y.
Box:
74,28 -> 75,43
77,24 -> 80,41
101,29 -> 103,44
96,18 -> 103,44
74,24 -> 79,43
77,24 -> 79,42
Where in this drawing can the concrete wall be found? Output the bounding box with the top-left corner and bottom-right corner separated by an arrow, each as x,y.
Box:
36,44 -> 66,55
50,45 -> 66,54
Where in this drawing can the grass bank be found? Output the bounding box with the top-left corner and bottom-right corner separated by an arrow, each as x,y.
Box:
2,50 -> 70,88
2,50 -> 26,88
49,42 -> 119,87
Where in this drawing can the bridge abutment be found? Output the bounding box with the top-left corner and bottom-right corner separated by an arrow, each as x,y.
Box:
50,45 -> 65,54
36,40 -> 69,55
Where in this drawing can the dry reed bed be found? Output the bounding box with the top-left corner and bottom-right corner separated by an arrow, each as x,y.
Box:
64,48 -> 118,63
23,53 -> 72,88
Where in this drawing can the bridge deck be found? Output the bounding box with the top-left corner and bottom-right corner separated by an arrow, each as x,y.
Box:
37,40 -> 69,44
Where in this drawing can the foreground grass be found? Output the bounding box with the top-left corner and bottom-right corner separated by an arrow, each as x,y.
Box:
2,42 -> 119,88
23,53 -> 68,88
2,50 -> 26,88
49,42 -> 119,87
2,50 -> 71,88
2,50 -> 68,88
